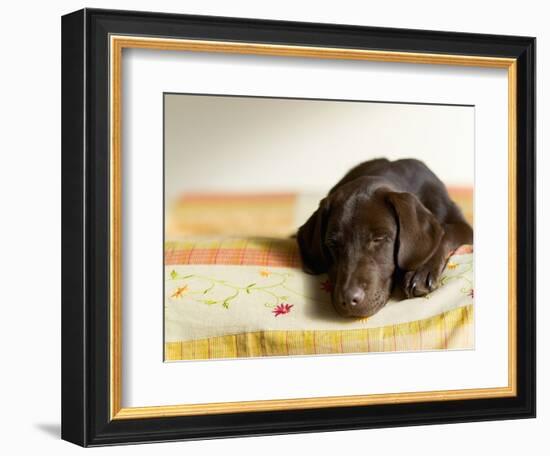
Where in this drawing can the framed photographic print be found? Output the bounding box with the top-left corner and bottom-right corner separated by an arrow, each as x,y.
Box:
61,8 -> 536,447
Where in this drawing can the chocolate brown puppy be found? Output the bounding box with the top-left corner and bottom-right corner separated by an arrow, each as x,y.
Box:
297,158 -> 472,317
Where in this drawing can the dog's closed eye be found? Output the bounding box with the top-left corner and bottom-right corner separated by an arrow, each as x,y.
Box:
370,233 -> 392,245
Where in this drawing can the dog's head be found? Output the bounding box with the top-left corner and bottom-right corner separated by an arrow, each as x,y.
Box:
297,178 -> 443,317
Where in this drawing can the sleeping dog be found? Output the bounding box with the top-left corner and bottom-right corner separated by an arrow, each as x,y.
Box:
297,158 -> 472,318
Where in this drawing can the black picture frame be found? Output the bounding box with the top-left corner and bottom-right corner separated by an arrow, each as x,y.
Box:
62,7 -> 536,447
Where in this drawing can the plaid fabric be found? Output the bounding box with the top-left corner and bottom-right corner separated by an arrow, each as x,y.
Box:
166,192 -> 297,238
165,188 -> 473,267
164,190 -> 474,360
165,303 -> 473,360
165,238 -> 472,268
165,237 -> 302,267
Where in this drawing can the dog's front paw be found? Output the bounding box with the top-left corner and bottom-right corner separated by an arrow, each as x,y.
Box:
402,262 -> 444,298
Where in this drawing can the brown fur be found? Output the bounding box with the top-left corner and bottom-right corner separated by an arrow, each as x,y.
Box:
297,158 -> 472,317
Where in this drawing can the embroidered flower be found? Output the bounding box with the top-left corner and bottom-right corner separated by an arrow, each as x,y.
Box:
320,279 -> 333,293
171,285 -> 188,298
259,270 -> 271,278
272,303 -> 294,317
447,262 -> 458,270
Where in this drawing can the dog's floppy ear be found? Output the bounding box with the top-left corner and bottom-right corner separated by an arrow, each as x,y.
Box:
386,192 -> 444,271
297,197 -> 331,274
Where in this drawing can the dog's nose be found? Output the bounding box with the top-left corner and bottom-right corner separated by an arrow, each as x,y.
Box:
343,287 -> 365,307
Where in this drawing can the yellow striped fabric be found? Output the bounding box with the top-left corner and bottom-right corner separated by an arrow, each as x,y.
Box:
165,304 -> 473,361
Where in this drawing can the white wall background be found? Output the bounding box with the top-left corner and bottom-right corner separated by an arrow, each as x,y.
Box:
0,1 -> 545,455
165,94 -> 473,198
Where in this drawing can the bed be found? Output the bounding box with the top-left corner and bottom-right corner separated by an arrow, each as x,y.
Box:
164,189 -> 474,361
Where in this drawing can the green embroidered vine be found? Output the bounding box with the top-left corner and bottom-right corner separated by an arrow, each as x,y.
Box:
167,270 -> 328,310
424,258 -> 474,300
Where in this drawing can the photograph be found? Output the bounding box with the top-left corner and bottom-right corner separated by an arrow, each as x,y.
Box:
164,94 -> 475,361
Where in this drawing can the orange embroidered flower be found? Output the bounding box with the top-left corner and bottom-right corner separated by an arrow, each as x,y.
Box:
447,262 -> 458,270
171,285 -> 188,298
259,270 -> 271,277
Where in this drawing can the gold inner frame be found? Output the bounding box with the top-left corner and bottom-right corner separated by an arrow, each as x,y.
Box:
109,35 -> 517,420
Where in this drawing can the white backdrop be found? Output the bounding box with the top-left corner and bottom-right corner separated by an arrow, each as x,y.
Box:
164,93 -> 474,198
0,1 -> 545,455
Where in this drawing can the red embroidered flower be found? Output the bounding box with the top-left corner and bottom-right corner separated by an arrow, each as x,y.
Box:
272,303 -> 294,317
320,279 -> 333,293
